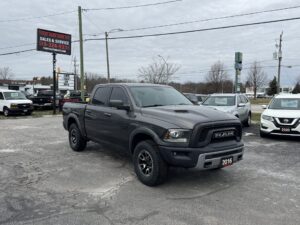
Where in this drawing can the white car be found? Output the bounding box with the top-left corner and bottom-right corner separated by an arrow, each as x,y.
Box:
202,93 -> 252,127
0,89 -> 33,116
260,94 -> 300,137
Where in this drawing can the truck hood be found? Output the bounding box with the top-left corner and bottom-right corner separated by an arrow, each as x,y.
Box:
263,109 -> 300,118
7,99 -> 32,104
141,105 -> 238,129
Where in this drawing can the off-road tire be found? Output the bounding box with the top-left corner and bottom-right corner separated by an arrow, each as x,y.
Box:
133,140 -> 168,186
68,123 -> 87,151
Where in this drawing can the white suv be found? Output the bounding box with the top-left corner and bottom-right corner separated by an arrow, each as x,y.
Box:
201,93 -> 252,126
0,89 -> 33,116
260,94 -> 300,137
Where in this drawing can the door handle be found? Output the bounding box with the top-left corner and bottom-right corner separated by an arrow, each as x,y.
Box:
104,112 -> 112,117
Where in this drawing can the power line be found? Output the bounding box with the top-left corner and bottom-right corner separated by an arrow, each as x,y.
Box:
84,16 -> 300,41
84,5 -> 300,36
83,0 -> 182,11
2,16 -> 300,56
0,10 -> 76,23
0,49 -> 35,56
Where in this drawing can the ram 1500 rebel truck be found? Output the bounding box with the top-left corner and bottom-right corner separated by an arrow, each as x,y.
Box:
63,83 -> 244,186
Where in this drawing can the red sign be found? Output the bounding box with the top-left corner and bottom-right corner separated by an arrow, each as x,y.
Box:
37,29 -> 71,55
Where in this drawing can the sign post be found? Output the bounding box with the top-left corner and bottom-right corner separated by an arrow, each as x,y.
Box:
36,28 -> 71,114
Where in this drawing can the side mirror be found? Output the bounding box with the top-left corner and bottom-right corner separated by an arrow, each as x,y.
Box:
238,103 -> 246,107
261,105 -> 267,109
109,100 -> 130,111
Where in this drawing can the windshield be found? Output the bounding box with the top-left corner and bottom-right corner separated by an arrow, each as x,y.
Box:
184,94 -> 198,102
4,92 -> 27,100
129,86 -> 192,107
269,98 -> 300,110
202,96 -> 236,106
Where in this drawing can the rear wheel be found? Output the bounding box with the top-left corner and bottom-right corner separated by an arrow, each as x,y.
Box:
68,123 -> 87,151
133,140 -> 168,186
3,108 -> 9,117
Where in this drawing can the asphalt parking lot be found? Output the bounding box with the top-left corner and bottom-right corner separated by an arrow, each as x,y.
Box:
0,116 -> 299,225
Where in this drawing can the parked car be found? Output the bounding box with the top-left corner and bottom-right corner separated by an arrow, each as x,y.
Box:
0,89 -> 33,116
30,90 -> 61,109
183,93 -> 199,104
63,83 -> 244,186
59,91 -> 82,111
195,94 -> 207,104
260,94 -> 300,137
201,93 -> 251,127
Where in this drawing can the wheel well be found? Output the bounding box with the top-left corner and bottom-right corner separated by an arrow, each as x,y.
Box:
67,117 -> 77,129
131,133 -> 154,154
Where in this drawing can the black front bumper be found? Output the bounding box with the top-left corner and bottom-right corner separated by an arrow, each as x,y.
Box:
159,142 -> 244,169
8,108 -> 33,115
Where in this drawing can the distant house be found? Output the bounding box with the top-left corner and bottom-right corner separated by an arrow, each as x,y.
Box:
246,85 -> 294,97
0,79 -> 50,95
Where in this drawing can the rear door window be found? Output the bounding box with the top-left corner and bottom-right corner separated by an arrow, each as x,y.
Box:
0,92 -> 4,100
92,87 -> 111,106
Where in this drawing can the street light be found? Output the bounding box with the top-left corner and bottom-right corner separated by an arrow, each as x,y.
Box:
105,28 -> 123,83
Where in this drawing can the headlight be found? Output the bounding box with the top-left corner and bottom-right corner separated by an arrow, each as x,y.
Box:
163,129 -> 190,143
262,115 -> 274,122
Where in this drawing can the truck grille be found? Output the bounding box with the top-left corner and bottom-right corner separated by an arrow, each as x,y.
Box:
18,104 -> 31,109
190,121 -> 242,147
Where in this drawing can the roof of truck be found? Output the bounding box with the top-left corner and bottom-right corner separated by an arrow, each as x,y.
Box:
0,89 -> 20,92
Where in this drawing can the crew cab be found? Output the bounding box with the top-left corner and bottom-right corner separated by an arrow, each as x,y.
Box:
63,84 -> 244,186
0,89 -> 33,116
260,94 -> 300,137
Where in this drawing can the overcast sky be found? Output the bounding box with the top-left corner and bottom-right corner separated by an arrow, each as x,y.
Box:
0,0 -> 300,86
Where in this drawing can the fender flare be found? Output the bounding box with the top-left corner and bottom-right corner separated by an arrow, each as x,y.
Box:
129,127 -> 163,153
66,113 -> 86,138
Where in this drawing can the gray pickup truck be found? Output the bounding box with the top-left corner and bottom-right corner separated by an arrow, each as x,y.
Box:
63,83 -> 244,186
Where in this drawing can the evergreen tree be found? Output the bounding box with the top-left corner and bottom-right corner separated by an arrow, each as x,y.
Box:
267,76 -> 278,96
292,82 -> 300,94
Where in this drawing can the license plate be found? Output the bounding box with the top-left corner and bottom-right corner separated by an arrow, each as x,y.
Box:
221,156 -> 233,167
281,128 -> 291,132
23,110 -> 28,112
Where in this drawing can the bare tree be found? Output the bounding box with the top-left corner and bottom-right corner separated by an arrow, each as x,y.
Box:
246,61 -> 267,99
0,67 -> 14,80
205,61 -> 228,93
138,56 -> 180,84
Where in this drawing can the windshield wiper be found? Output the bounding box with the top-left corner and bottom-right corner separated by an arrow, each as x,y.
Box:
143,104 -> 164,108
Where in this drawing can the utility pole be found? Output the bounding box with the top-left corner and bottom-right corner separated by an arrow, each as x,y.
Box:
105,32 -> 110,83
78,6 -> 85,101
234,52 -> 243,93
73,56 -> 78,91
277,32 -> 283,94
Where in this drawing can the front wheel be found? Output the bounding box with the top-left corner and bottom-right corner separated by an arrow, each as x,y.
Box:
3,108 -> 9,117
68,123 -> 87,151
133,140 -> 168,186
260,130 -> 268,138
243,113 -> 251,127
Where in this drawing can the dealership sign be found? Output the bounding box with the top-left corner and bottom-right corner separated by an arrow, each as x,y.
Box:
37,29 -> 71,55
58,74 -> 75,91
